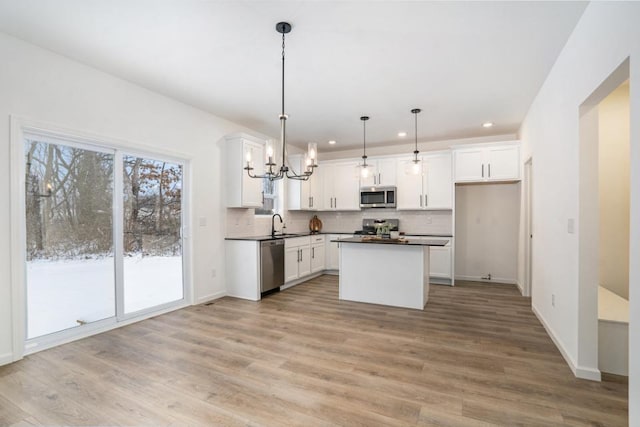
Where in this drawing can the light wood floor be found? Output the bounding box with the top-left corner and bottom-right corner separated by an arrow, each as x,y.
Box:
0,276 -> 628,426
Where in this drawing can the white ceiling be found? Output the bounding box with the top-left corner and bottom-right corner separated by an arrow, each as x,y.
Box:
0,1 -> 587,151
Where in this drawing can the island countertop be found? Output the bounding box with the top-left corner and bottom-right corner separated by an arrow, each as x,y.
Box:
334,237 -> 448,246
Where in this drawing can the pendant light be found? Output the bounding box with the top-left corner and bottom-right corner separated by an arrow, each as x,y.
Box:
406,108 -> 422,175
245,22 -> 318,181
357,116 -> 375,179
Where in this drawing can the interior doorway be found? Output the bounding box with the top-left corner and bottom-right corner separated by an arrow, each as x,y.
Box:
577,58 -> 630,380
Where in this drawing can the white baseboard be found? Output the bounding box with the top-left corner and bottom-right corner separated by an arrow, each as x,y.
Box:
455,274 -> 516,285
196,291 -> 227,304
0,352 -> 14,366
532,305 -> 601,381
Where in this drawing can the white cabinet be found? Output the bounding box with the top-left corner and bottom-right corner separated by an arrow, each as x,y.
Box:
454,143 -> 520,182
429,246 -> 452,279
404,236 -> 452,280
285,236 -> 311,282
322,161 -> 360,211
310,235 -> 326,273
325,234 -> 353,271
286,155 -> 323,210
360,158 -> 397,187
396,152 -> 452,210
225,134 -> 265,208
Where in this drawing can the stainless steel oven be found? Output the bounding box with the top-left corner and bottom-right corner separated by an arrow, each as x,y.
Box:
360,186 -> 396,208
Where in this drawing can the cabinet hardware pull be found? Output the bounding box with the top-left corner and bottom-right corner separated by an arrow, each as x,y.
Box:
311,196 -> 314,208
419,194 -> 422,207
482,164 -> 484,178
334,198 -> 337,209
425,194 -> 428,207
488,164 -> 491,178
312,247 -> 315,258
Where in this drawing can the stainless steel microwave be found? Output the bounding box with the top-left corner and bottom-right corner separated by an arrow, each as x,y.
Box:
360,186 -> 396,208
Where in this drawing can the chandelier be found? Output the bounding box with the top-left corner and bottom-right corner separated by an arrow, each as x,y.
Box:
245,22 -> 318,181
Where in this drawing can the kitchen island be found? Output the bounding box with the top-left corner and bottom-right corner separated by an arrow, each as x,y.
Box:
336,237 -> 448,310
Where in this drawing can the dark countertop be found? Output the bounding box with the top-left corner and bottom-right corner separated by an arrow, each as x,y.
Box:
335,237 -> 449,246
225,232 -> 453,242
225,231 -> 352,241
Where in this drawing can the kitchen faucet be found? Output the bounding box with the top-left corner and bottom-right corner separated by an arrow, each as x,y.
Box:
271,213 -> 283,237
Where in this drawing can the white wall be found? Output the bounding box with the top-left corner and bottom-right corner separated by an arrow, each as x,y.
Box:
599,82 -> 630,300
0,32 -> 257,364
454,183 -> 520,284
517,2 -> 639,421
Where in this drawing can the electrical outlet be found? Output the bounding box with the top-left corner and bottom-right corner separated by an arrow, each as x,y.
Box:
567,218 -> 575,234
199,217 -> 207,227
211,269 -> 217,278
552,294 -> 555,307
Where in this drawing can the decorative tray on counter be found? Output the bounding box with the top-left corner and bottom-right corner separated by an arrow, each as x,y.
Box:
361,236 -> 408,244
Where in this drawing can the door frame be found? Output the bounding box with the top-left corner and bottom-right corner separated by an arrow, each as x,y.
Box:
523,157 -> 533,297
10,116 -> 192,361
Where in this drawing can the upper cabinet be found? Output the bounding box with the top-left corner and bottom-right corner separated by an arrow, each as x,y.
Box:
395,152 -> 452,210
287,154 -> 323,210
360,158 -> 397,187
225,134 -> 265,208
322,161 -> 360,211
453,142 -> 520,183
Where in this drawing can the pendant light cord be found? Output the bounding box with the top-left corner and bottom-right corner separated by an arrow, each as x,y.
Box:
411,108 -> 421,161
360,116 -> 369,165
281,31 -> 286,167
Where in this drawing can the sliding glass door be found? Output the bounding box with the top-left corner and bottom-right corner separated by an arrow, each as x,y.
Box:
25,138 -> 116,339
23,132 -> 186,343
122,155 -> 184,314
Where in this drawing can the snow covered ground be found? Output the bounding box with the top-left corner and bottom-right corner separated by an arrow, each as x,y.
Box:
27,255 -> 183,339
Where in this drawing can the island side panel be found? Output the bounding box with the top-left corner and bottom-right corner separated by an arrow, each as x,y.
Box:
339,243 -> 426,310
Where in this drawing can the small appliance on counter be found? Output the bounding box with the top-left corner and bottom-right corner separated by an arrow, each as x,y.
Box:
354,218 -> 399,236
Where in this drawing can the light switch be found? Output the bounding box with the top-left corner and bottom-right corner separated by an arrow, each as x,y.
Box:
567,218 -> 575,234
198,217 -> 207,227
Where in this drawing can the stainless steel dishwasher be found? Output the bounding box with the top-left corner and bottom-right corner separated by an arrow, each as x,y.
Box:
260,239 -> 285,294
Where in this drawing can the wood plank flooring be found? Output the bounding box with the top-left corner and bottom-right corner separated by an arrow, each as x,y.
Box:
0,276 -> 628,426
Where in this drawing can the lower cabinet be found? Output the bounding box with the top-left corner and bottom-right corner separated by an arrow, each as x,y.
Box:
325,234 -> 353,270
310,235 -> 326,273
285,236 -> 312,282
429,246 -> 452,279
404,236 -> 452,280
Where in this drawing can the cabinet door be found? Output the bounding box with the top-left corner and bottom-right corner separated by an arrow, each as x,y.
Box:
298,245 -> 312,277
395,158 -> 423,209
322,163 -> 335,209
377,158 -> 397,186
332,162 -> 360,210
429,246 -> 451,278
284,246 -> 300,282
242,140 -> 265,207
308,167 -> 323,210
486,145 -> 519,181
311,243 -> 325,273
454,148 -> 485,182
326,235 -> 339,270
424,153 -> 452,209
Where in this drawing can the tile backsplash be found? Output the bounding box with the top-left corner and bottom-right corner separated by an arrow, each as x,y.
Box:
225,208 -> 452,237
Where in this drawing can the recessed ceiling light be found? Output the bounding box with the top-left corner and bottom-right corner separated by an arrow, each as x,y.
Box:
328,140 -> 336,145
482,122 -> 494,128
398,132 -> 407,137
